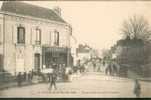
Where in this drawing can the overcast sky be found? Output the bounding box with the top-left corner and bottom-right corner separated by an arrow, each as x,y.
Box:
1,1 -> 151,50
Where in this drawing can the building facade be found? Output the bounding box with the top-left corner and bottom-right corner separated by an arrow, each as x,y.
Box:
76,44 -> 92,65
0,1 -> 72,75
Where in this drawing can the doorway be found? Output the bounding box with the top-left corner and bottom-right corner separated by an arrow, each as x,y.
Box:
0,55 -> 3,71
34,53 -> 40,72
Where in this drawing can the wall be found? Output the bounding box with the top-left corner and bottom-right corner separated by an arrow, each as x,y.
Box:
2,13 -> 70,75
0,14 -> 4,55
0,14 -> 4,71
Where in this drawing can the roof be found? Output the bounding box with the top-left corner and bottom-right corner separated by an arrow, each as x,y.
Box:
1,1 -> 66,23
116,38 -> 144,47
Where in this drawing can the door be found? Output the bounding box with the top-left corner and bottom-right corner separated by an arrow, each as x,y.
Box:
34,54 -> 40,72
0,55 -> 3,71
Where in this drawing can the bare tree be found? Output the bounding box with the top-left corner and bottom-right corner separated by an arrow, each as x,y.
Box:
121,15 -> 151,41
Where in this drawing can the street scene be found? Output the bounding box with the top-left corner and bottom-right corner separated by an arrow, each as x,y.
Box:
0,71 -> 151,98
0,1 -> 151,98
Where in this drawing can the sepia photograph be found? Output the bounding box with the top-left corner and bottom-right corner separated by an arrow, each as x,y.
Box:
0,0 -> 150,98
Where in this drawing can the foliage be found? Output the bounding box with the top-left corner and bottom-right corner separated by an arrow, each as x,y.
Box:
121,16 -> 151,41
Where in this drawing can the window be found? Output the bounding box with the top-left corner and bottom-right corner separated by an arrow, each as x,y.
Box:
0,24 -> 2,44
17,26 -> 25,44
54,30 -> 59,46
49,32 -> 51,45
36,28 -> 41,45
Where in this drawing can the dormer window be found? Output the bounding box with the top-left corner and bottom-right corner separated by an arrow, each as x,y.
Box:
17,26 -> 25,44
35,28 -> 41,45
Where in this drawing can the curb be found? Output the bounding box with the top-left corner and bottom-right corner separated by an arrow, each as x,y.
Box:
0,81 -> 44,90
0,79 -> 68,90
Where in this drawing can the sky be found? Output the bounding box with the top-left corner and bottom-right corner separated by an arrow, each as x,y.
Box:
1,1 -> 151,50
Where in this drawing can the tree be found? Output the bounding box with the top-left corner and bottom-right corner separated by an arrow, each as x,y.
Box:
117,15 -> 151,77
121,15 -> 151,41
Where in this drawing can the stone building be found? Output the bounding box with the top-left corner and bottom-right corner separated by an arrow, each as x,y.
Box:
0,1 -> 72,75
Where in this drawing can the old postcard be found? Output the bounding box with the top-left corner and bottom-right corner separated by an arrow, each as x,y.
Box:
0,0 -> 150,98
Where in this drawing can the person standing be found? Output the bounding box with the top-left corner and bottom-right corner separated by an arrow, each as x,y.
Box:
23,72 -> 27,81
28,71 -> 31,83
93,63 -> 96,72
134,79 -> 141,98
105,66 -> 108,75
112,63 -> 118,76
48,65 -> 53,82
17,72 -> 22,87
49,71 -> 57,90
108,63 -> 112,75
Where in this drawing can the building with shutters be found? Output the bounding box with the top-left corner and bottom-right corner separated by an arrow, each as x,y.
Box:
0,1 -> 72,75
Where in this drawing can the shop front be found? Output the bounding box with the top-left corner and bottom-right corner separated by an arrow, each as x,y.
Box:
42,46 -> 72,81
42,46 -> 69,68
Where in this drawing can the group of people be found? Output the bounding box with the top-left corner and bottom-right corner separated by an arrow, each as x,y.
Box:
105,61 -> 119,76
16,70 -> 33,86
46,63 -> 73,90
15,61 -> 142,97
76,59 -> 142,98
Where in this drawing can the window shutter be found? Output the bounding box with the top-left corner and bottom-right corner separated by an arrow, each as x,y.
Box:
0,24 -> 2,44
31,28 -> 36,45
51,31 -> 54,46
13,25 -> 17,44
23,28 -> 25,43
49,32 -> 51,45
30,28 -> 32,44
57,32 -> 59,45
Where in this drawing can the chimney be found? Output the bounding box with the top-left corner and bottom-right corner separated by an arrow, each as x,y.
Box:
53,6 -> 61,16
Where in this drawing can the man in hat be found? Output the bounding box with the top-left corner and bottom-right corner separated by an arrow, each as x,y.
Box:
49,70 -> 57,90
133,79 -> 141,98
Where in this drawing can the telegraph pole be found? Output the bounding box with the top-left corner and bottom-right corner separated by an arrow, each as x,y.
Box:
2,14 -> 5,72
67,24 -> 72,67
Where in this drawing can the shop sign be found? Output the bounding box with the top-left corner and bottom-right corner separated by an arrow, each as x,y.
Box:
44,47 -> 68,53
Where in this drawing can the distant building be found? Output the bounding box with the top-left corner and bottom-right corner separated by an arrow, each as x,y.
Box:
76,44 -> 92,65
0,1 -> 72,75
114,37 -> 145,77
70,35 -> 78,66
